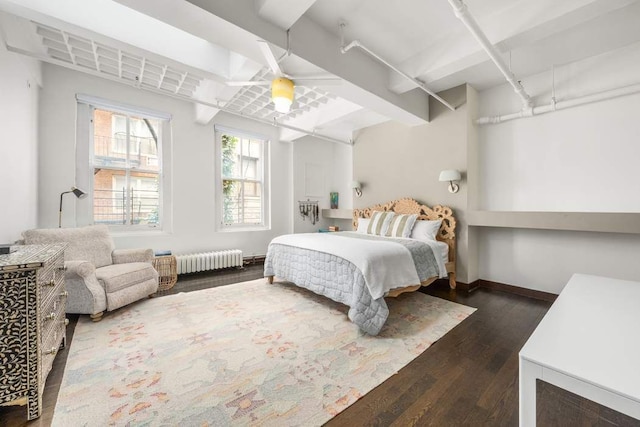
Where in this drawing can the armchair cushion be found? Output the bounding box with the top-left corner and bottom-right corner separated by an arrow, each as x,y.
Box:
112,248 -> 154,264
23,225 -> 114,268
96,262 -> 159,293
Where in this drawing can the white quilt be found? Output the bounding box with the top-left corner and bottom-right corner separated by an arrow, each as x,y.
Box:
269,232 -> 421,299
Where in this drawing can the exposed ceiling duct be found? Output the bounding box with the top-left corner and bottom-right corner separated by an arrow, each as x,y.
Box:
447,0 -> 533,110
476,82 -> 640,125
339,23 -> 456,112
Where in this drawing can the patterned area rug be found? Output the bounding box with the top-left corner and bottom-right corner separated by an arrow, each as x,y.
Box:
52,279 -> 475,426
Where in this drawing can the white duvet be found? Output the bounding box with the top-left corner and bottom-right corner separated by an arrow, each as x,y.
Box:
269,232 -> 445,299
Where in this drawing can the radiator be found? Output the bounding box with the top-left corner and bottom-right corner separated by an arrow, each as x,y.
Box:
176,249 -> 243,274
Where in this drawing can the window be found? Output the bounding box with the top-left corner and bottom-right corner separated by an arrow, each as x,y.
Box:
217,127 -> 269,229
91,107 -> 164,227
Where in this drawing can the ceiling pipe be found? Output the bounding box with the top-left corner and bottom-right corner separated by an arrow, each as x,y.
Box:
6,44 -> 353,146
447,0 -> 533,110
340,25 -> 456,111
476,82 -> 640,125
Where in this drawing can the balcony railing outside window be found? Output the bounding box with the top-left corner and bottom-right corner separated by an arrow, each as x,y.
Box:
93,187 -> 159,225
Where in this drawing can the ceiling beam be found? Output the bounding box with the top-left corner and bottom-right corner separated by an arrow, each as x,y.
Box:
389,0 -> 638,93
114,0 -> 429,125
120,0 -> 428,125
255,0 -> 317,30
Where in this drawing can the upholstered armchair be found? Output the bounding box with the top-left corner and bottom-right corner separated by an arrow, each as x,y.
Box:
22,225 -> 159,321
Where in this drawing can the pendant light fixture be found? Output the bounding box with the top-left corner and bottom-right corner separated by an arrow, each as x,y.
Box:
271,77 -> 294,113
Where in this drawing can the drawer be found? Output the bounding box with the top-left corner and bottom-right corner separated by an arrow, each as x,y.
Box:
41,321 -> 65,383
38,252 -> 62,281
41,294 -> 67,345
41,277 -> 66,316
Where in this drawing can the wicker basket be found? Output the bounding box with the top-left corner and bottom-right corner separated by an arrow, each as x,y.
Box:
152,255 -> 178,293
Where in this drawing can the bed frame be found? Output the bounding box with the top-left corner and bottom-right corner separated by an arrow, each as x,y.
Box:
352,198 -> 457,294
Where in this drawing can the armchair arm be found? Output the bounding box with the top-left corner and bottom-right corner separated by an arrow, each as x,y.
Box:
64,260 -> 107,315
112,248 -> 154,264
65,260 -> 96,279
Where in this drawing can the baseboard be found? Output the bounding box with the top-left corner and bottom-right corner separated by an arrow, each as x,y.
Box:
432,279 -> 479,292
478,279 -> 558,302
433,277 -> 557,302
453,279 -> 479,292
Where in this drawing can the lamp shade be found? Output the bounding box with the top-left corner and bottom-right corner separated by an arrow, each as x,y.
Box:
272,77 -> 294,113
439,169 -> 461,182
72,187 -> 88,199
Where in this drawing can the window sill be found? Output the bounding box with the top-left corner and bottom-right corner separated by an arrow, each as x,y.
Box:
108,228 -> 172,238
217,226 -> 271,233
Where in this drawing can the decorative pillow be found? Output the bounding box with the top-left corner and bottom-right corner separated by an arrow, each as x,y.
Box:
386,213 -> 419,238
366,211 -> 395,236
356,218 -> 371,233
410,219 -> 442,241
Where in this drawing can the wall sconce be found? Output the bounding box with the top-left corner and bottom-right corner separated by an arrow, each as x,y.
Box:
439,170 -> 461,193
59,186 -> 88,228
351,181 -> 363,198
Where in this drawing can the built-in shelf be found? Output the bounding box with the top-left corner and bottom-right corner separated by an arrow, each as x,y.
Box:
468,211 -> 640,234
321,209 -> 353,220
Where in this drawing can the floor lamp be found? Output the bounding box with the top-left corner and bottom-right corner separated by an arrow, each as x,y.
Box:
59,187 -> 87,228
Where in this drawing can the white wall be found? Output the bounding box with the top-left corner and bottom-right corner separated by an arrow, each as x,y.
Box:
0,47 -> 40,243
478,228 -> 640,294
38,64 -> 292,257
479,93 -> 640,212
476,43 -> 640,292
292,136 -> 353,233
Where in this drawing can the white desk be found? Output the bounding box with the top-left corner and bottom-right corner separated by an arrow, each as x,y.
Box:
519,274 -> 640,426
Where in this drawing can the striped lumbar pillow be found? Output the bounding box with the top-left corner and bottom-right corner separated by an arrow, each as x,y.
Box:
386,213 -> 419,238
367,211 -> 395,236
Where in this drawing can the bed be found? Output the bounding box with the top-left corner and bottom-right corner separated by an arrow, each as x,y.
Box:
264,198 -> 457,335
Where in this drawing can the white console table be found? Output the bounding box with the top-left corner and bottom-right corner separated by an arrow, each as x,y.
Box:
519,274 -> 640,426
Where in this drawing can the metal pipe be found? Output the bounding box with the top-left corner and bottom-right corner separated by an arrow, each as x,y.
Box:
6,45 -> 353,146
447,0 -> 533,109
476,83 -> 640,125
340,38 -> 456,111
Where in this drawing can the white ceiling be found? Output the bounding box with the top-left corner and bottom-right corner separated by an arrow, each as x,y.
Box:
1,0 -> 640,143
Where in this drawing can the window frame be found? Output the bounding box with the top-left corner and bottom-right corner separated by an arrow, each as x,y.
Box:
75,94 -> 172,233
215,126 -> 270,231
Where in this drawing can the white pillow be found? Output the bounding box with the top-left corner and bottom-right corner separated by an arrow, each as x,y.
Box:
356,218 -> 370,233
410,219 -> 442,241
386,213 -> 419,238
367,211 -> 395,236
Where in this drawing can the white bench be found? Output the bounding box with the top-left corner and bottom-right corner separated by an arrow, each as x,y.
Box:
519,273 -> 640,426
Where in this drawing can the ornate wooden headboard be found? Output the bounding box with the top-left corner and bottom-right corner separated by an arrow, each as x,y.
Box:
352,198 -> 457,265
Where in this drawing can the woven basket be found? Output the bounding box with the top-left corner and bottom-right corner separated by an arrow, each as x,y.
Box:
152,255 -> 178,293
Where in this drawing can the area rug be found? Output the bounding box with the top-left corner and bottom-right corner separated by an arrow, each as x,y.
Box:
52,279 -> 476,426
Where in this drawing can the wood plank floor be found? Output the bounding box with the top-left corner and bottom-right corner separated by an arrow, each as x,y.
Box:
2,265 -> 637,426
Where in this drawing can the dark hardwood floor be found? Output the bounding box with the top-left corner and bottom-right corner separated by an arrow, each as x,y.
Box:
2,266 -> 637,426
